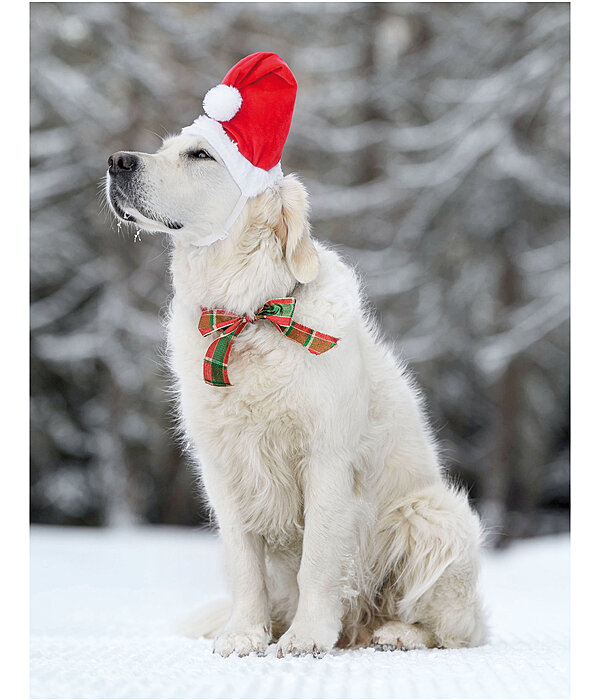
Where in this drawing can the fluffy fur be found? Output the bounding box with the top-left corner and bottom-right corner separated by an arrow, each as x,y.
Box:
106,132 -> 486,658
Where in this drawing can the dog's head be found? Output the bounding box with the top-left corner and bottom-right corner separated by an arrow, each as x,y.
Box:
105,133 -> 241,239
106,132 -> 319,283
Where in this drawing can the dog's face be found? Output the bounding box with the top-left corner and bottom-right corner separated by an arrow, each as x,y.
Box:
106,133 -> 320,284
105,134 -> 241,240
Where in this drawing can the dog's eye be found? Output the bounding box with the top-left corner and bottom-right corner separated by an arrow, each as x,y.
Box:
187,149 -> 214,161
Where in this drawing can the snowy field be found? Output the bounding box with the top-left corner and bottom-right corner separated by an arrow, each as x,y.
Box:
30,526 -> 569,699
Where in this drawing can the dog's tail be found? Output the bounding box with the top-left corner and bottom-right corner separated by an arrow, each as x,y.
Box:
174,599 -> 231,639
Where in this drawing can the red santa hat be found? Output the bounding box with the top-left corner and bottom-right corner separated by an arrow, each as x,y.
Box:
181,52 -> 297,200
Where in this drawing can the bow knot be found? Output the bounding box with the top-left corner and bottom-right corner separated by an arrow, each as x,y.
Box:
198,297 -> 339,387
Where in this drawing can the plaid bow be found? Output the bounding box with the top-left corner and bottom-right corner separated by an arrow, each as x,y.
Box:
198,297 -> 339,387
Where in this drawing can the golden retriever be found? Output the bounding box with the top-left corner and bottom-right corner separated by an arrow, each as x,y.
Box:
105,131 -> 486,658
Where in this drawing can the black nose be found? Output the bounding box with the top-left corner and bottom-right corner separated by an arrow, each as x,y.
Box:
108,151 -> 139,175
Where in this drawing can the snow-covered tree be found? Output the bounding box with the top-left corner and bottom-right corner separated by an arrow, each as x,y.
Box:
30,2 -> 569,542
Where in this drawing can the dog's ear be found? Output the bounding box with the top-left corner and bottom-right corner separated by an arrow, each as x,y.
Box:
276,174 -> 319,284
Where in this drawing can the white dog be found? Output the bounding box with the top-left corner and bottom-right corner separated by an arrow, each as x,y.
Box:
106,60 -> 486,658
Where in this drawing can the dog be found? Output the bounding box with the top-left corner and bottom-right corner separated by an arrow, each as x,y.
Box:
105,60 -> 486,659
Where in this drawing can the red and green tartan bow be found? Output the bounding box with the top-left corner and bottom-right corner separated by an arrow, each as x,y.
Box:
198,297 -> 339,387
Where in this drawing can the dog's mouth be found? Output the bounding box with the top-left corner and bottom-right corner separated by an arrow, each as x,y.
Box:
107,177 -> 184,231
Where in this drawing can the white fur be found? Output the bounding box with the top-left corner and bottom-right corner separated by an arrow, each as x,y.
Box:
107,132 -> 487,658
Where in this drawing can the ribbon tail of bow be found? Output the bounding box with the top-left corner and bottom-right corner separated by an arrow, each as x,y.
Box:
199,315 -> 249,387
203,334 -> 235,387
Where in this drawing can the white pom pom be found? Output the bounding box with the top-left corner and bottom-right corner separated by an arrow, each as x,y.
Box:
203,84 -> 242,122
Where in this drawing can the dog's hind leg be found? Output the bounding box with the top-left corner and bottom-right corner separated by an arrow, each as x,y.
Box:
374,483 -> 487,650
371,620 -> 435,650
265,546 -> 301,641
411,554 -> 487,649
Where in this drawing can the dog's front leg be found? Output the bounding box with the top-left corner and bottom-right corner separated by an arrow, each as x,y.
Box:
203,468 -> 270,657
213,522 -> 271,657
277,452 -> 357,657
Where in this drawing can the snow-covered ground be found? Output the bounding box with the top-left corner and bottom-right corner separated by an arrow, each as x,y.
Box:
30,526 -> 569,699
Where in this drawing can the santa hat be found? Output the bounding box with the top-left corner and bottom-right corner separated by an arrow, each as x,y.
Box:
181,52 -> 297,234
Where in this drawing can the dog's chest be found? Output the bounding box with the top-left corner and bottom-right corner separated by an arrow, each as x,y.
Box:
172,316 -> 310,544
206,389 -> 308,545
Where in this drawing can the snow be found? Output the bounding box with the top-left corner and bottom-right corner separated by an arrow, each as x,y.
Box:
30,526 -> 569,699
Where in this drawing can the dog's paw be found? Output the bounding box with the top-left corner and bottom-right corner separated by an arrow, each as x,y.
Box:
276,623 -> 338,658
370,621 -> 434,651
213,623 -> 270,658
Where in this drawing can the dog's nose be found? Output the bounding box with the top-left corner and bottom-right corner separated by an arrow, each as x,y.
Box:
108,151 -> 139,175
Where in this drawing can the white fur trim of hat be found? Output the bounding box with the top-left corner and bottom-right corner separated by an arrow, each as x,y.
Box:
181,116 -> 283,198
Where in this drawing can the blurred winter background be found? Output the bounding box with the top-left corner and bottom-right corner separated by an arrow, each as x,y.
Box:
30,2 -> 569,545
